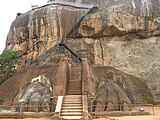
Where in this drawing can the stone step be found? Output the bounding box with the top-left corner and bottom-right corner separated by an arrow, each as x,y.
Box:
61,109 -> 83,112
64,95 -> 82,99
61,111 -> 83,114
67,89 -> 81,91
68,83 -> 81,85
67,90 -> 81,95
64,99 -> 82,101
61,112 -> 83,116
63,100 -> 81,103
67,82 -> 81,85
67,87 -> 81,89
62,105 -> 82,107
63,101 -> 82,104
64,97 -> 81,99
67,85 -> 82,88
62,104 -> 82,107
67,89 -> 81,92
60,116 -> 83,120
69,79 -> 82,82
67,94 -> 82,95
68,82 -> 81,84
67,86 -> 82,91
68,81 -> 81,83
67,83 -> 81,85
63,99 -> 82,103
64,96 -> 81,98
67,84 -> 81,86
64,97 -> 82,99
67,93 -> 82,95
62,103 -> 82,107
67,90 -> 81,93
67,92 -> 82,95
67,87 -> 82,90
64,95 -> 82,97
62,106 -> 83,109
64,99 -> 81,102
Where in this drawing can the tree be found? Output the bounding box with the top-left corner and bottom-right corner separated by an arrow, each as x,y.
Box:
0,50 -> 21,84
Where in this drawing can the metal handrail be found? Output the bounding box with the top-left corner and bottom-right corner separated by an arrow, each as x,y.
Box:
90,104 -> 155,115
58,5 -> 98,62
59,42 -> 82,62
54,96 -> 64,116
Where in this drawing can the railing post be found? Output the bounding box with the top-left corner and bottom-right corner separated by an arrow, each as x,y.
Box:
82,95 -> 92,120
152,105 -> 155,115
81,58 -> 94,96
51,96 -> 64,119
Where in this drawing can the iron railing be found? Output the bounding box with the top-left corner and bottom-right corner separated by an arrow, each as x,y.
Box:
89,104 -> 155,115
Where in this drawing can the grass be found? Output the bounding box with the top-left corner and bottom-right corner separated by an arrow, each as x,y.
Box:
0,107 -> 8,113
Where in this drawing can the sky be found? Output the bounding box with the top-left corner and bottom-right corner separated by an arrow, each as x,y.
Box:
0,0 -> 47,53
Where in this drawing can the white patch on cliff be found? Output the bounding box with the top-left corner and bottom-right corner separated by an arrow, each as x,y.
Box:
31,75 -> 52,92
31,75 -> 41,83
131,0 -> 136,9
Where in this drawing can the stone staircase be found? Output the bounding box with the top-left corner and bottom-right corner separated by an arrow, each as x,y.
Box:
67,80 -> 82,95
60,63 -> 83,119
60,95 -> 83,119
53,58 -> 91,120
67,62 -> 82,95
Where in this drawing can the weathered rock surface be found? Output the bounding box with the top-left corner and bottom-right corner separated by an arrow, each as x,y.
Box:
6,4 -> 88,67
0,0 -> 160,107
73,0 -> 160,102
92,66 -> 154,112
16,75 -> 52,112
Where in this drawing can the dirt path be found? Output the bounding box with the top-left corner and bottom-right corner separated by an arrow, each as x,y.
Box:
1,107 -> 160,120
110,107 -> 160,120
0,118 -> 110,120
0,118 -> 51,120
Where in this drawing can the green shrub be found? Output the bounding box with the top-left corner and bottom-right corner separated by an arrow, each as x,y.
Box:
0,50 -> 21,83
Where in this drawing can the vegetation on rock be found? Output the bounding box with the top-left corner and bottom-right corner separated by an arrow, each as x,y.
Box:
0,50 -> 21,84
16,13 -> 22,18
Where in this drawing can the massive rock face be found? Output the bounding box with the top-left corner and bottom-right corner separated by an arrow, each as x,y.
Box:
1,0 -> 160,106
6,4 -> 88,67
92,66 -> 154,111
73,0 -> 160,102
